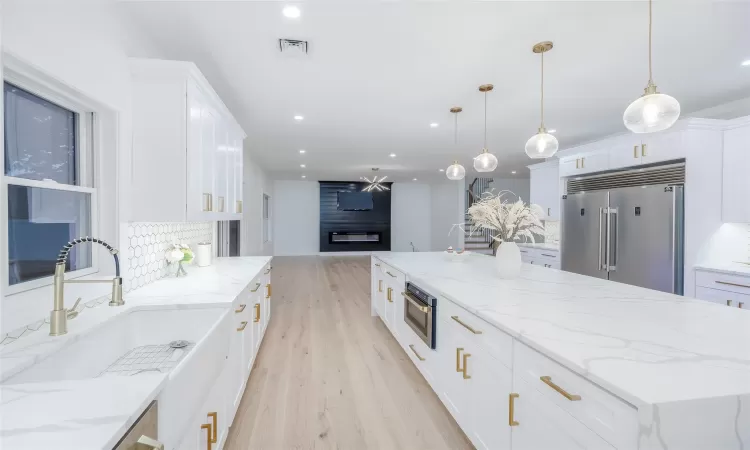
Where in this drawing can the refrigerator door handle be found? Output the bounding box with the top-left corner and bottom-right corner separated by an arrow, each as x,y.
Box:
608,207 -> 618,272
596,208 -> 606,270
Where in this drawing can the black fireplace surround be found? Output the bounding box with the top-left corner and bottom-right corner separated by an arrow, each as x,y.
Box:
319,181 -> 391,252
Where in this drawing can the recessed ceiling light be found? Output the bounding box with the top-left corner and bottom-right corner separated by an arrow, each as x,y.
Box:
300,164 -> 306,168
742,60 -> 750,67
294,115 -> 304,121
282,5 -> 301,19
511,171 -> 517,174
299,149 -> 306,154
439,169 -> 444,172
430,123 -> 439,128
413,178 -> 418,181
548,129 -> 557,134
301,175 -> 306,178
389,153 -> 396,158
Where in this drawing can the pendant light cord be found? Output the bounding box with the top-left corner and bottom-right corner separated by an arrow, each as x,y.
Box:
483,91 -> 488,148
540,51 -> 545,129
454,111 -> 458,146
648,0 -> 653,84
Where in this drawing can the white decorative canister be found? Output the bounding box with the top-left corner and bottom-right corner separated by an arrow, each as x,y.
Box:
196,242 -> 212,267
495,241 -> 522,278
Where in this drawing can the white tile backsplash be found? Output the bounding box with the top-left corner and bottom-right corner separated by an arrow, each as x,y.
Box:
543,220 -> 560,244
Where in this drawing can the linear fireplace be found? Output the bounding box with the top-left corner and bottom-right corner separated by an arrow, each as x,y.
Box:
319,181 -> 391,252
329,231 -> 382,244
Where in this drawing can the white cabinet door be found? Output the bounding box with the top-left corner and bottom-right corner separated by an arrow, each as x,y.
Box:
383,285 -> 395,331
607,135 -> 642,170
468,349 -> 513,450
243,286 -> 257,376
187,81 -> 216,221
530,165 -> 560,220
214,120 -> 229,217
560,151 -> 609,177
263,268 -> 272,333
228,300 -> 248,425
722,124 -> 750,223
640,130 -> 684,165
436,324 -> 471,430
233,132 -> 244,215
511,376 -> 614,450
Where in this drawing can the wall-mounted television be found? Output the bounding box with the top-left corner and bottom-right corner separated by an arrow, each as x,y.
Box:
337,191 -> 373,211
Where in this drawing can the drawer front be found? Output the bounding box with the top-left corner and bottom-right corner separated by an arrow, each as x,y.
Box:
381,262 -> 406,288
695,286 -> 750,309
695,269 -> 750,295
514,342 -> 637,450
439,299 -> 512,368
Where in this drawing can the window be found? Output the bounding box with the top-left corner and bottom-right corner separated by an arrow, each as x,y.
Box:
263,193 -> 271,243
3,81 -> 96,291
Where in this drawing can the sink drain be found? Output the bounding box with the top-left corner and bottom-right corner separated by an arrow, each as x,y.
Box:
169,340 -> 190,349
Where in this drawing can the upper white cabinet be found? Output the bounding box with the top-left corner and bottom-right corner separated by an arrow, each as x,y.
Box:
722,118 -> 750,223
608,131 -> 684,170
130,58 -> 245,222
558,149 -> 609,177
529,161 -> 560,220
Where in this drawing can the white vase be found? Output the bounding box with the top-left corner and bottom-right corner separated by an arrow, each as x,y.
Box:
494,241 -> 522,278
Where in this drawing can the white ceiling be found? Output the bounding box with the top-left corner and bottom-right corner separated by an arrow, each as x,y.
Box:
120,0 -> 750,182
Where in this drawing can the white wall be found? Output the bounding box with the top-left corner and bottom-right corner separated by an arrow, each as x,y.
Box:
391,183 -> 432,252
487,177 -> 531,203
0,1 -> 152,334
272,181 -> 320,256
430,182 -> 464,251
689,96 -> 750,120
242,145 -> 274,256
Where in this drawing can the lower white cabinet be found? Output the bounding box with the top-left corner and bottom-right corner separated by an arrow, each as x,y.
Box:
468,346 -> 513,450
511,376 -> 613,450
519,247 -> 560,269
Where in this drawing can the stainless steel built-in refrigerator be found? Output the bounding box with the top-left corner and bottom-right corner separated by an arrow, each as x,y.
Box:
561,164 -> 685,295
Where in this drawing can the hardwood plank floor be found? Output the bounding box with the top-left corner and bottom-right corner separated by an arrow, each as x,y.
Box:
225,256 -> 473,450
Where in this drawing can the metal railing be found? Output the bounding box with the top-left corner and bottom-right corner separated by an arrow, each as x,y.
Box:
466,178 -> 494,250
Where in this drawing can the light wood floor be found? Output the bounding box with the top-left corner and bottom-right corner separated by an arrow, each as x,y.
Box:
225,256 -> 473,450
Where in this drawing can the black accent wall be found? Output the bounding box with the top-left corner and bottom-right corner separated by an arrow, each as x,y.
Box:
319,181 -> 391,252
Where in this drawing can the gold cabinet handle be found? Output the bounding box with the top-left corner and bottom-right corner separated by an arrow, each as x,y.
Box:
207,412 -> 218,443
575,158 -> 579,169
264,268 -> 271,275
250,282 -> 261,292
581,157 -> 585,168
727,300 -> 733,307
218,196 -> 225,212
254,304 -> 261,322
136,435 -> 165,450
540,376 -> 581,401
387,287 -> 393,302
378,280 -> 383,293
547,207 -> 551,216
451,315 -> 482,334
386,271 -> 396,278
203,193 -> 213,212
409,344 -> 425,361
266,283 -> 272,298
462,353 -> 471,379
236,200 -> 243,213
201,423 -> 213,450
740,302 -> 745,309
403,292 -> 429,312
235,304 -> 246,313
237,321 -> 248,331
509,393 -> 520,426
633,145 -> 639,158
641,143 -> 647,157
455,348 -> 463,372
716,280 -> 750,289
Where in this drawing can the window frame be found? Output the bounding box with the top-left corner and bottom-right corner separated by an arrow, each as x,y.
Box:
1,65 -> 100,295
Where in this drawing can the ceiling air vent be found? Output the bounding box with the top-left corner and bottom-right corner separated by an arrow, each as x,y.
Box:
279,39 -> 308,55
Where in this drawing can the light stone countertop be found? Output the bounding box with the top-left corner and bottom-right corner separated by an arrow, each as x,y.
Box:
0,256 -> 272,450
516,242 -> 560,252
374,252 -> 750,408
694,262 -> 750,278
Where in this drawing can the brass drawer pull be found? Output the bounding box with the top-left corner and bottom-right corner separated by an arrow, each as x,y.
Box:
633,145 -> 638,158
203,193 -> 213,212
250,282 -> 261,292
456,347 -> 464,372
740,302 -> 745,309
509,393 -> 520,426
235,304 -> 246,313
137,435 -> 165,450
201,423 -> 213,450
641,143 -> 647,157
237,321 -> 248,331
387,287 -> 393,302
581,157 -> 585,168
727,300 -> 733,307
716,280 -> 750,289
541,253 -> 557,257
540,376 -> 581,401
264,268 -> 271,275
409,344 -> 426,361
266,283 -> 272,298
207,412 -> 218,443
575,158 -> 579,169
254,304 -> 261,322
378,280 -> 383,293
236,200 -> 243,213
451,315 -> 482,334
218,196 -> 225,212
386,271 -> 396,278
462,353 -> 471,379
403,293 -> 429,312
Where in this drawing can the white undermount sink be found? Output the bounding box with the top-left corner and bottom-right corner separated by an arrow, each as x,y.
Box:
6,306 -> 229,384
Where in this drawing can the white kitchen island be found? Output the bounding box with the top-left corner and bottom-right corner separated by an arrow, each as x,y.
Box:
372,252 -> 750,450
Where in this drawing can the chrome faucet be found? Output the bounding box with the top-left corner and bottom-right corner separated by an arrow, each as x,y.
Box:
50,237 -> 124,336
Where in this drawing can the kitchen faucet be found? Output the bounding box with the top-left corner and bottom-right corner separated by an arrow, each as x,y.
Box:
50,237 -> 124,336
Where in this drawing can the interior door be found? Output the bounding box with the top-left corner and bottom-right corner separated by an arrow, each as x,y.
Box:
561,190 -> 608,279
606,185 -> 683,294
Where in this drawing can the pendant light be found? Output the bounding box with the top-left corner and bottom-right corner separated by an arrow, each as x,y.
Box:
623,0 -> 680,133
473,84 -> 498,172
446,107 -> 466,181
525,41 -> 559,159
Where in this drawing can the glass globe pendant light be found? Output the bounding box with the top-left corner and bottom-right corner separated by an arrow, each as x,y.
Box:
474,84 -> 498,172
446,107 -> 466,181
623,0 -> 680,133
525,41 -> 559,159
